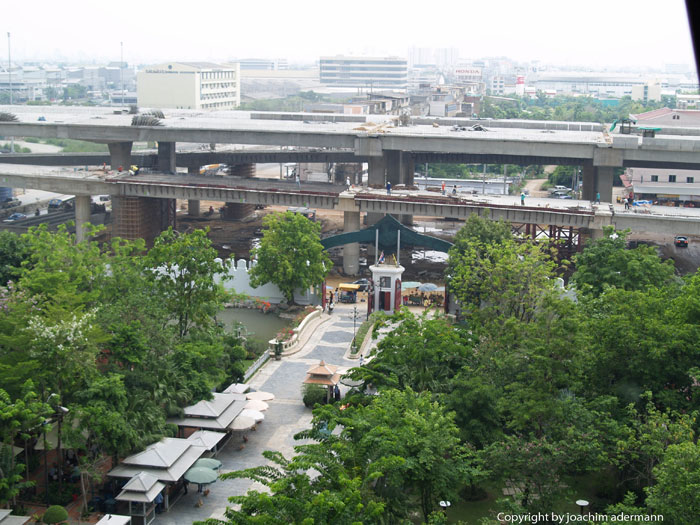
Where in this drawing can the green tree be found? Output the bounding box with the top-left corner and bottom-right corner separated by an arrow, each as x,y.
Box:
645,441 -> 700,524
447,236 -> 558,324
146,227 -> 231,338
580,285 -> 699,412
249,212 -> 331,304
348,309 -> 474,394
572,227 -> 676,297
0,383 -> 50,506
612,393 -> 695,493
0,231 -> 29,286
309,389 -> 477,521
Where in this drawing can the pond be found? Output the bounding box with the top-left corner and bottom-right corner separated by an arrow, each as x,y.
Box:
216,307 -> 290,343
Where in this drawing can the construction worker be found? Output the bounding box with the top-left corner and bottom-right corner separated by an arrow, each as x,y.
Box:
441,181 -> 446,195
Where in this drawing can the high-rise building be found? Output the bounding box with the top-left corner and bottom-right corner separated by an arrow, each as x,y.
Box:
137,62 -> 240,110
319,56 -> 408,90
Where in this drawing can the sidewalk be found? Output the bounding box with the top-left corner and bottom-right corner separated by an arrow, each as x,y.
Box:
153,303 -> 361,525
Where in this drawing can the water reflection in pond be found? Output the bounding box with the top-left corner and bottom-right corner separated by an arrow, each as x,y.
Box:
216,308 -> 290,343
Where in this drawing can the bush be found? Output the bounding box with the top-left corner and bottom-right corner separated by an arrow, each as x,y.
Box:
302,383 -> 327,408
42,505 -> 68,524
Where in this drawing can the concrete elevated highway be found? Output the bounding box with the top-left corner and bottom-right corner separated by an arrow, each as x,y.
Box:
2,162 -> 699,274
3,104 -> 700,273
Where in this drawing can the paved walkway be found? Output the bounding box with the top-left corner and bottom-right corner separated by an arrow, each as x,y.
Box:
153,303 -> 362,525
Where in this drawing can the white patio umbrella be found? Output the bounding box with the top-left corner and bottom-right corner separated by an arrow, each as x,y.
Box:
229,415 -> 256,431
246,391 -> 275,401
240,408 -> 265,423
244,400 -> 269,412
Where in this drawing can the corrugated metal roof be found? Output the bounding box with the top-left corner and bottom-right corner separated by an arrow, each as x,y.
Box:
109,441 -> 206,483
186,430 -> 227,450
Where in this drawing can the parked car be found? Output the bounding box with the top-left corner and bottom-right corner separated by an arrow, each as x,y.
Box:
3,212 -> 27,223
674,236 -> 689,248
352,278 -> 371,292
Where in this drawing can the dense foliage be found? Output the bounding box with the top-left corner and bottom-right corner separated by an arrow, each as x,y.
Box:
480,94 -> 672,122
249,212 -> 331,304
217,214 -> 699,524
0,225 -> 246,508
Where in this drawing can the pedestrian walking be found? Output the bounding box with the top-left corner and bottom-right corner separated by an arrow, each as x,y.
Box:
595,192 -> 600,204
359,354 -> 364,366
386,181 -> 391,195
520,192 -> 525,206
624,197 -> 629,210
295,173 -> 301,189
452,184 -> 457,195
334,384 -> 341,402
346,176 -> 351,191
441,181 -> 446,195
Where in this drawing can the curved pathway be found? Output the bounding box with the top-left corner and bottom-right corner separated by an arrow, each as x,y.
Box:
154,303 -> 361,525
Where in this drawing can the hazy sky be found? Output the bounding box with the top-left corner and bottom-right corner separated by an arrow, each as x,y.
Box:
2,0 -> 696,70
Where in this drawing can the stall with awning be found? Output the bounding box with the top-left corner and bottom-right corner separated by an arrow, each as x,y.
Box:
167,393 -> 250,451
303,361 -> 341,402
186,430 -> 227,457
115,472 -> 164,525
108,438 -> 207,511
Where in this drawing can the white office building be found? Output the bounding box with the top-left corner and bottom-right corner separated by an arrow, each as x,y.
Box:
137,62 -> 240,110
319,56 -> 408,90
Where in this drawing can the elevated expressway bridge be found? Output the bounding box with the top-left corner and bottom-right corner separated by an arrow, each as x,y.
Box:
1,163 -> 698,274
2,106 -> 700,274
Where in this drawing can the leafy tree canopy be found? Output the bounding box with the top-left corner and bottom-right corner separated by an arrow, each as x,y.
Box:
249,212 -> 331,304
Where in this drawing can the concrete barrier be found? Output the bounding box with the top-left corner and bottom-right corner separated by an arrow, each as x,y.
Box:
268,306 -> 323,356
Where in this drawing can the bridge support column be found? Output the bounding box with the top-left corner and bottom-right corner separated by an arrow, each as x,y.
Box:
368,155 -> 386,187
75,195 -> 91,243
158,142 -> 177,174
112,196 -> 173,245
596,166 -> 614,203
366,156 -> 388,226
221,167 -> 255,219
221,202 -> 255,220
342,210 -> 361,276
230,163 -> 256,178
108,142 -> 132,171
386,150 -> 402,186
187,167 -> 200,216
582,162 -> 596,201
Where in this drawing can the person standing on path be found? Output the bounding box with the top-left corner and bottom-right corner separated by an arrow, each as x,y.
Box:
624,197 -> 629,210
386,181 -> 391,195
595,192 -> 600,204
346,176 -> 351,191
520,192 -> 525,206
295,173 -> 301,189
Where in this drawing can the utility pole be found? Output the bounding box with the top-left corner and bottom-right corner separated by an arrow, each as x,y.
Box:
503,164 -> 507,195
7,32 -> 14,153
482,164 -> 486,194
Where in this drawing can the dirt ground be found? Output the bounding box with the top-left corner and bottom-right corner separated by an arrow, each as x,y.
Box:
176,200 -> 451,282
177,198 -> 700,280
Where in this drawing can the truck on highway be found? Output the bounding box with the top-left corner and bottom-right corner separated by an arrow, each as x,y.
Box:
48,195 -> 75,212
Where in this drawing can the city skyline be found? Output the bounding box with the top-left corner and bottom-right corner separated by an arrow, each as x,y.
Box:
2,0 -> 696,71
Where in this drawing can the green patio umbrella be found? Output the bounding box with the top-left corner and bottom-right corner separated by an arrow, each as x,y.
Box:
194,458 -> 222,471
184,466 -> 218,485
